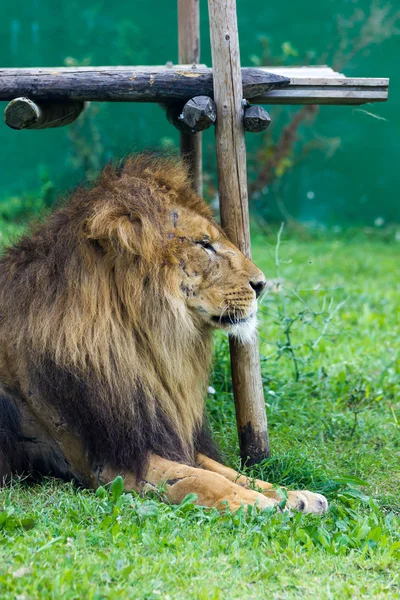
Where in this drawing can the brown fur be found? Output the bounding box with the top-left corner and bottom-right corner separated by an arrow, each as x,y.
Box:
0,154 -> 263,483
0,153 -> 328,515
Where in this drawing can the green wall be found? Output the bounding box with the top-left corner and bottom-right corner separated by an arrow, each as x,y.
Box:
0,0 -> 398,224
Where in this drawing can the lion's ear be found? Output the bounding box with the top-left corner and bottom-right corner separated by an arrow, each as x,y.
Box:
85,206 -> 143,254
85,205 -> 161,259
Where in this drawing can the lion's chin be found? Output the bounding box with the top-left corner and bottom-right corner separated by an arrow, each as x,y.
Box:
224,314 -> 258,344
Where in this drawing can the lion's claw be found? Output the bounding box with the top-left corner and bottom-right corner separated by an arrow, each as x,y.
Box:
286,490 -> 328,514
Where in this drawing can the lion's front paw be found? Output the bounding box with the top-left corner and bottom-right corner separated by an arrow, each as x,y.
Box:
287,490 -> 328,514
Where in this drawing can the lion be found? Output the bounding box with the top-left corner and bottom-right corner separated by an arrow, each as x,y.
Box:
0,154 -> 327,514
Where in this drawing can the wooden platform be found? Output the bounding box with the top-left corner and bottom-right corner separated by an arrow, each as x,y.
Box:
0,65 -> 389,106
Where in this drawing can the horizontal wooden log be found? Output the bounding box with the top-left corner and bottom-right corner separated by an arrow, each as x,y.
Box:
167,95 -> 216,133
243,105 -> 271,132
4,97 -> 85,130
0,66 -> 289,103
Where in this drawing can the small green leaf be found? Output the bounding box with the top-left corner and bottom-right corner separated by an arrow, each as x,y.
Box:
111,521 -> 121,539
179,493 -> 198,506
120,564 -> 135,578
178,493 -> 198,512
389,541 -> 400,556
95,486 -> 107,499
36,536 -> 63,554
335,519 -> 349,532
99,515 -> 113,529
111,476 -> 124,503
367,526 -> 382,543
274,486 -> 288,510
342,488 -> 370,502
332,476 -> 370,487
19,517 -> 36,531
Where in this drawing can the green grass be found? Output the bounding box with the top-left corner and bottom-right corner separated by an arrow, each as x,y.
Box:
1,223 -> 399,599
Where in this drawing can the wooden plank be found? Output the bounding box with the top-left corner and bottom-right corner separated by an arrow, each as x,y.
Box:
283,77 -> 389,86
253,75 -> 389,105
208,0 -> 270,465
178,0 -> 202,195
0,66 -> 289,103
260,66 -> 345,78
255,66 -> 388,104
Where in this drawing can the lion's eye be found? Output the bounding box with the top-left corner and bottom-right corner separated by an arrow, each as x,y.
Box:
196,240 -> 217,254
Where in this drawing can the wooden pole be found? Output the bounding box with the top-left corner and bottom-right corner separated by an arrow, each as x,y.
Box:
178,0 -> 202,195
208,0 -> 270,464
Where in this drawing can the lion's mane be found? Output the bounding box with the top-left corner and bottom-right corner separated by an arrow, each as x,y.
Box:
0,155 -> 218,480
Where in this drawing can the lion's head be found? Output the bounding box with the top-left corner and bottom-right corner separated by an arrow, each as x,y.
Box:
83,154 -> 266,345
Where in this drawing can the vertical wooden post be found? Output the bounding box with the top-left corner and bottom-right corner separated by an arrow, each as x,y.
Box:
208,0 -> 270,464
178,0 -> 202,196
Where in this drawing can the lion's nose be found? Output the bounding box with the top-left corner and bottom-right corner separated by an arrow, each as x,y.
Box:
249,279 -> 266,299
